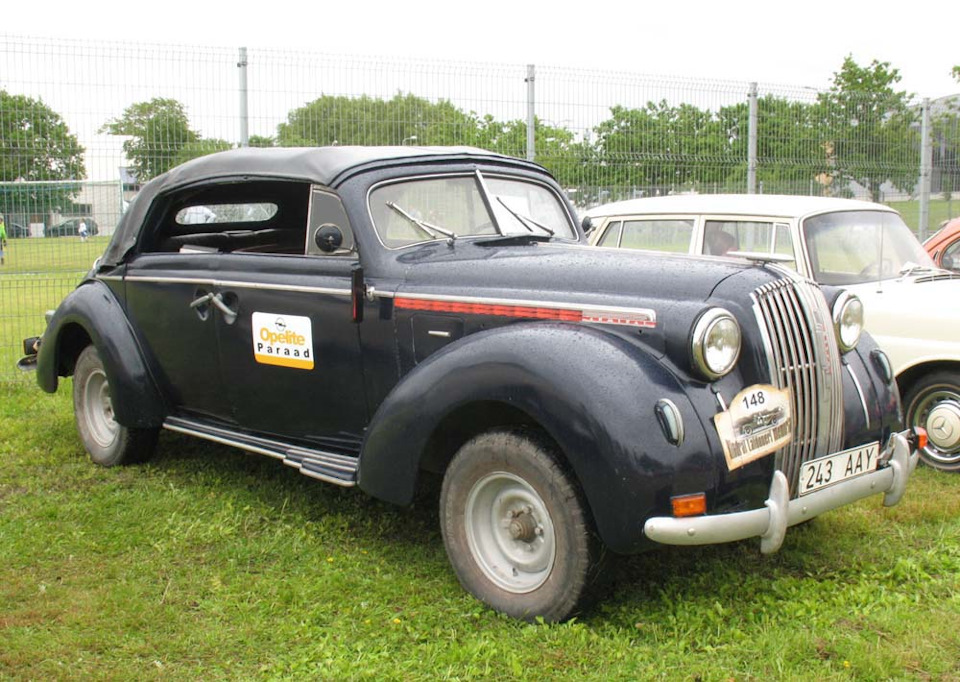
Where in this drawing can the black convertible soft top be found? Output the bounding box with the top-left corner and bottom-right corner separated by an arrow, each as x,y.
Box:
101,146 -> 542,266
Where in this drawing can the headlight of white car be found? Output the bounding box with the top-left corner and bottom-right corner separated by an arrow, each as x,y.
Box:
691,308 -> 741,380
833,292 -> 863,352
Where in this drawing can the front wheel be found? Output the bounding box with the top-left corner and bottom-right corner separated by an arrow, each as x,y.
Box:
440,429 -> 601,622
73,345 -> 158,467
903,370 -> 960,472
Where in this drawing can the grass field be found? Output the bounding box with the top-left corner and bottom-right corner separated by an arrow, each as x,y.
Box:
1,380 -> 959,679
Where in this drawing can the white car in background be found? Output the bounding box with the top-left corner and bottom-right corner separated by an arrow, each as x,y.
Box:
583,194 -> 960,472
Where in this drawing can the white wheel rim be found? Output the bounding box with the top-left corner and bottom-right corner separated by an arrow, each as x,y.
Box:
83,368 -> 118,448
464,471 -> 556,594
911,388 -> 960,466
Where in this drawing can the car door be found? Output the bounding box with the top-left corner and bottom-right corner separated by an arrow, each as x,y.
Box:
212,188 -> 368,443
124,251 -> 231,421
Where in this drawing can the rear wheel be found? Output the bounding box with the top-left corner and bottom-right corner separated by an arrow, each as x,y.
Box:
903,370 -> 960,472
440,428 -> 601,622
73,345 -> 158,466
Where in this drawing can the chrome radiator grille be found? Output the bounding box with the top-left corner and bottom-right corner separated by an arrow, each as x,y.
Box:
751,276 -> 844,495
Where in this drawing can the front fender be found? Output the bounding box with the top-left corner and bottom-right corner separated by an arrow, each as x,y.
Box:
37,280 -> 166,428
358,322 -> 719,554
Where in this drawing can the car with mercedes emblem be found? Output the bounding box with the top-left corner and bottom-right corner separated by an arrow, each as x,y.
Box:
19,147 -> 920,623
583,194 -> 960,472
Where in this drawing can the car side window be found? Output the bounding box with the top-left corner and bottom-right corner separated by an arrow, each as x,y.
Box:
143,180 -> 311,255
620,219 -> 693,253
773,222 -> 798,270
596,221 -> 622,247
306,189 -> 356,256
942,239 -> 960,273
703,220 -> 777,257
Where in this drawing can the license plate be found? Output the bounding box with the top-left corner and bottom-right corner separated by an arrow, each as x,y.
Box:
798,442 -> 880,496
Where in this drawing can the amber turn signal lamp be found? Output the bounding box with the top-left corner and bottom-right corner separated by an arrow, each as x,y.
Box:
671,493 -> 707,518
914,427 -> 928,451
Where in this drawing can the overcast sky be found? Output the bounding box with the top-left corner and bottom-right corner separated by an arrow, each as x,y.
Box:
5,0 -> 959,99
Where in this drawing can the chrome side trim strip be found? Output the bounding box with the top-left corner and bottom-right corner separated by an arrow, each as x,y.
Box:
395,291 -> 657,321
845,362 -> 871,426
124,275 -> 350,297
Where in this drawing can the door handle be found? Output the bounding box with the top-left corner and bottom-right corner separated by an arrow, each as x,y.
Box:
190,291 -> 238,325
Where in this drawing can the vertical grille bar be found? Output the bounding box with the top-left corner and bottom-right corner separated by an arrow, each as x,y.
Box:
751,275 -> 844,495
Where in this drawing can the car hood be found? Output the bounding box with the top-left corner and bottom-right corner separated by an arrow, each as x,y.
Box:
848,275 -> 960,328
392,241 -> 770,310
846,275 -> 960,371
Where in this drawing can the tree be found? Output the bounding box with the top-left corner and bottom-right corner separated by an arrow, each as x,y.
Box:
953,66 -> 960,84
101,98 -> 199,181
592,100 -> 729,197
174,138 -> 233,166
717,96 -> 828,194
277,93 -> 484,148
815,56 -> 918,202
248,135 -> 275,148
0,90 -> 86,220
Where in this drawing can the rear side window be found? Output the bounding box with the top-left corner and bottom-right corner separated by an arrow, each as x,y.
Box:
596,221 -> 622,247
145,180 -> 311,255
620,219 -> 694,253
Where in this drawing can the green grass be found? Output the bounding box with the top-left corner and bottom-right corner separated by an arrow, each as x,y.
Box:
1,382 -> 958,679
887,198 -> 960,237
0,236 -> 108,380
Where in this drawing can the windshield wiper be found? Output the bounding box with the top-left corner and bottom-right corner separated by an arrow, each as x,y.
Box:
897,263 -> 942,278
386,202 -> 457,240
495,197 -> 555,236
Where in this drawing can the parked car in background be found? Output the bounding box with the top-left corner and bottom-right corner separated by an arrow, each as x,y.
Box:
584,194 -> 960,472
45,217 -> 98,238
924,217 -> 960,273
19,149 -> 918,621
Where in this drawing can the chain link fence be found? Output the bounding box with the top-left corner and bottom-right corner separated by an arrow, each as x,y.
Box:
2,35 -> 959,379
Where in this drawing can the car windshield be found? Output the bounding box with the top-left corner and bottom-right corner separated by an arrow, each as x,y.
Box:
369,173 -> 575,248
803,210 -> 936,285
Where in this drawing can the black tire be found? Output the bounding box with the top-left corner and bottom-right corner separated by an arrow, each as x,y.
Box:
72,345 -> 158,467
903,370 -> 960,472
440,428 -> 601,622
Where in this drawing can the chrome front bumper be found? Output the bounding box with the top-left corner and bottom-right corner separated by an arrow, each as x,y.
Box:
643,431 -> 918,554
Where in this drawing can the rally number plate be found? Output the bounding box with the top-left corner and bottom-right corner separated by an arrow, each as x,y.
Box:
798,442 -> 880,496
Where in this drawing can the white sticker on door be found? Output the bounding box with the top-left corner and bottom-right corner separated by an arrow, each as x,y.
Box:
252,312 -> 314,370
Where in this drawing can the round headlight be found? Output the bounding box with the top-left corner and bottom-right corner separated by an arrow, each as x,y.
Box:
833,292 -> 863,352
691,308 -> 741,380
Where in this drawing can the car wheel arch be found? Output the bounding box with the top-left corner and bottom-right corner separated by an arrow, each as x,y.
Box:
357,322 -> 706,553
897,359 -> 960,397
37,281 -> 167,428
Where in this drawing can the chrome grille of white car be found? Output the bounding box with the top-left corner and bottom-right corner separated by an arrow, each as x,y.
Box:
751,276 -> 844,496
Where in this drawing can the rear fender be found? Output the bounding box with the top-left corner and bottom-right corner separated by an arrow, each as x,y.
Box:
37,280 -> 166,428
358,322 -> 714,554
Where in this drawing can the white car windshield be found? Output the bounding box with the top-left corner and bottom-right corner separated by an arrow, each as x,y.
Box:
803,210 -> 937,285
369,173 -> 576,248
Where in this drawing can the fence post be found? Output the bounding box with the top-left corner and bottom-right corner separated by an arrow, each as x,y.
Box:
747,82 -> 758,194
238,47 -> 249,148
918,97 -> 932,240
526,65 -> 536,161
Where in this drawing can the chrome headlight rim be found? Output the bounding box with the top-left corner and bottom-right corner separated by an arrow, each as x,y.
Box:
691,307 -> 742,381
832,291 -> 863,353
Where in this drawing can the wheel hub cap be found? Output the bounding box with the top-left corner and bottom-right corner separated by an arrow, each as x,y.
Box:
925,401 -> 960,451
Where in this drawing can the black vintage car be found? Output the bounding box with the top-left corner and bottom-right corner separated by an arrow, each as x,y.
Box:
20,147 -> 920,622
